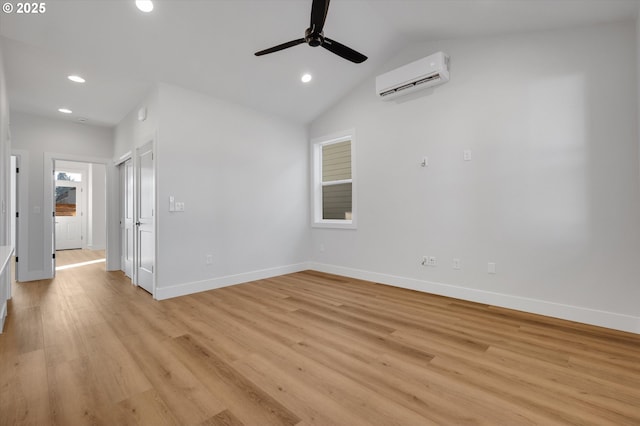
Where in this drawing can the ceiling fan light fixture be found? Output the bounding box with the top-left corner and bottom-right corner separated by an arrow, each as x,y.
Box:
301,73 -> 312,83
135,0 -> 154,13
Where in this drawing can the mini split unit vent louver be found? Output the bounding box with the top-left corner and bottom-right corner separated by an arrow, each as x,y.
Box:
376,52 -> 450,100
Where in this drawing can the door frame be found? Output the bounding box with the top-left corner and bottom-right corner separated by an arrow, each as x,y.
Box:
44,152 -> 113,278
10,150 -> 28,282
118,158 -> 135,282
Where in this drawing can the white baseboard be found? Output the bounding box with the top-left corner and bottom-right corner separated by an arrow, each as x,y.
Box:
0,300 -> 6,334
307,262 -> 640,334
155,262 -> 311,300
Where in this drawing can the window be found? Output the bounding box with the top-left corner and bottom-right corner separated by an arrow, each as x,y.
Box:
55,186 -> 77,216
55,171 -> 82,182
312,132 -> 356,228
55,170 -> 81,217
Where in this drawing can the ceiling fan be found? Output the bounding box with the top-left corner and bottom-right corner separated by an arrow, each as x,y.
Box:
254,0 -> 368,64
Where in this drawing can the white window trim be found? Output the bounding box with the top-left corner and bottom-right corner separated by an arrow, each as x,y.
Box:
311,130 -> 357,229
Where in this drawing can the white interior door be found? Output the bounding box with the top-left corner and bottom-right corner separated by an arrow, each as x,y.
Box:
120,159 -> 134,279
135,143 -> 154,294
55,181 -> 83,250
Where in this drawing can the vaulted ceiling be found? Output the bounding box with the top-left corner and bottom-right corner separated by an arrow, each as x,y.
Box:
1,0 -> 637,126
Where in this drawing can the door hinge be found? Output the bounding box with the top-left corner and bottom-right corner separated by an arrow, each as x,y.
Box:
15,256 -> 18,262
16,212 -> 19,218
52,253 -> 56,259
52,212 -> 55,217
16,167 -> 19,173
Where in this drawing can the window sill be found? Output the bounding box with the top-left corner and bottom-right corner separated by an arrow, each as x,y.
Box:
312,220 -> 357,230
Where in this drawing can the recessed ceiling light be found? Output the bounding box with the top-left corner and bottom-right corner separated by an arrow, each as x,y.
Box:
301,73 -> 312,83
68,75 -> 85,83
58,108 -> 72,114
135,0 -> 153,12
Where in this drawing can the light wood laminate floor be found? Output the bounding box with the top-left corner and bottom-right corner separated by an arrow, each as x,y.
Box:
1,253 -> 638,425
55,249 -> 106,267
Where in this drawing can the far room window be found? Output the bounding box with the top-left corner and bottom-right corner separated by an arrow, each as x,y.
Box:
312,131 -> 356,228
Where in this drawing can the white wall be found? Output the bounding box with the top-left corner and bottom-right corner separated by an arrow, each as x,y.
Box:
10,112 -> 113,279
0,41 -> 11,331
113,84 -> 309,298
113,88 -> 159,161
88,163 -> 106,250
309,21 -> 640,333
155,84 -> 309,297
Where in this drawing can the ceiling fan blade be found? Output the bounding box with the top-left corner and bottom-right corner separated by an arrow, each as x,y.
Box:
310,0 -> 330,33
322,38 -> 367,63
255,39 -> 306,56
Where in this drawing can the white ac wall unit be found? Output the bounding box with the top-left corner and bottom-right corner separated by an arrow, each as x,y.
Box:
376,52 -> 450,100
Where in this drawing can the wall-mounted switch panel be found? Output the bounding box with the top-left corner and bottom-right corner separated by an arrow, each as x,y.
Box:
488,262 -> 496,274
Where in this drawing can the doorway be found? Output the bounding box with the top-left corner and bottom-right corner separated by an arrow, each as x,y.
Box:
135,142 -> 154,294
119,158 -> 134,280
10,155 -> 18,282
117,141 -> 155,296
53,160 -> 107,268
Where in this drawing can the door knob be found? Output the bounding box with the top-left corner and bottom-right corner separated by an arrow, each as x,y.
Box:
135,221 -> 141,226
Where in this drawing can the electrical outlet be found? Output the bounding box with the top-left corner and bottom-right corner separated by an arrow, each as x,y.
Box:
428,256 -> 437,266
205,254 -> 213,265
464,150 -> 472,161
453,258 -> 461,270
175,202 -> 185,212
488,262 -> 496,274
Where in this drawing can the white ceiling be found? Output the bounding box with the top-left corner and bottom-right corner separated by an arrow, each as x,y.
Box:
1,0 -> 638,127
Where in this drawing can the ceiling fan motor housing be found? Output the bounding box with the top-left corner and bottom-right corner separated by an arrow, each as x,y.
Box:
305,27 -> 324,47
